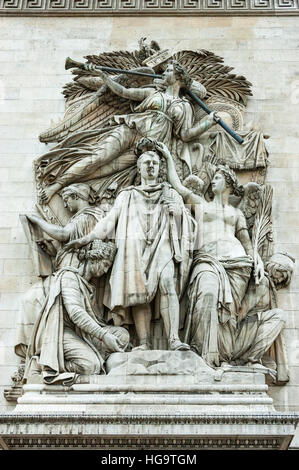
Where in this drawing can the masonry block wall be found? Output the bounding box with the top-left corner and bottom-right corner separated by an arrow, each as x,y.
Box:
0,17 -> 298,434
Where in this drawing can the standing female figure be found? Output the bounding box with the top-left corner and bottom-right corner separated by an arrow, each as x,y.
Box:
158,142 -> 264,367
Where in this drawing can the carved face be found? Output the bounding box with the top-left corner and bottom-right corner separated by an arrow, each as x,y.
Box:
62,193 -> 79,213
272,268 -> 286,285
266,254 -> 294,289
137,151 -> 160,182
162,63 -> 177,86
211,172 -> 227,195
86,258 -> 112,279
269,264 -> 289,289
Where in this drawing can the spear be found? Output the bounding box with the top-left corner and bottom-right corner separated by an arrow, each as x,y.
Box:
65,57 -> 244,144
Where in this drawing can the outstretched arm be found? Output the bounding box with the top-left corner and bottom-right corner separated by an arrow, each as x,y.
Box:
64,205 -> 119,251
157,142 -> 192,198
180,112 -> 219,143
157,142 -> 204,209
26,214 -> 72,242
85,65 -> 153,102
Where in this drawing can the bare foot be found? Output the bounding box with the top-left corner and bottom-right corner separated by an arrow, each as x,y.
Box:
244,362 -> 266,370
169,339 -> 190,351
132,343 -> 150,352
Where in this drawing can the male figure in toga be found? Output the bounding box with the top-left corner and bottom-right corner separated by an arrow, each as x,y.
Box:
66,138 -> 197,351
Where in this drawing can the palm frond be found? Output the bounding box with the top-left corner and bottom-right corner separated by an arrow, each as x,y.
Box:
252,185 -> 273,257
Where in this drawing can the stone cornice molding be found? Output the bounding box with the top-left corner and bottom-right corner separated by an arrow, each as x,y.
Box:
1,412 -> 298,449
1,0 -> 299,17
1,412 -> 299,425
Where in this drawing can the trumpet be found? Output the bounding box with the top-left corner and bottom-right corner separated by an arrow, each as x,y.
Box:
64,56 -> 244,144
65,57 -> 86,71
65,56 -> 161,79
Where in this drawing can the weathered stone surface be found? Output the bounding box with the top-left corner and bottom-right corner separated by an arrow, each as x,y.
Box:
0,411 -> 297,450
106,350 -> 215,377
0,15 -> 299,448
14,366 -> 275,414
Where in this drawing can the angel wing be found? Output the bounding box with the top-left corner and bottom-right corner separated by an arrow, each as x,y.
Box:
39,38 -> 162,143
39,67 -> 155,143
62,48 -> 147,104
172,49 -> 252,106
40,45 -> 253,143
61,41 -> 160,105
236,182 -> 274,262
251,184 -> 274,263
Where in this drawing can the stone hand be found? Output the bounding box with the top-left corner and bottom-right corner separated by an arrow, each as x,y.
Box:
162,196 -> 181,216
156,141 -> 172,159
254,255 -> 265,285
39,183 -> 62,204
208,111 -> 220,125
84,63 -> 106,78
153,79 -> 166,92
64,236 -> 90,251
102,332 -> 124,352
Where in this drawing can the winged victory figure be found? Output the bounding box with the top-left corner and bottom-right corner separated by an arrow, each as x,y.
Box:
35,39 -> 255,210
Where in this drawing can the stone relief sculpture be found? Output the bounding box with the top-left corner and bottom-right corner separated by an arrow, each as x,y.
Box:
25,240 -> 129,385
5,39 -> 295,394
37,60 -> 216,206
15,183 -> 105,362
160,144 -> 262,366
34,42 -> 257,210
159,143 -> 294,383
66,138 -> 197,352
232,252 -> 295,384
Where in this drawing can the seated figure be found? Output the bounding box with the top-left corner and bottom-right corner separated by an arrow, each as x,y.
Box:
25,240 -> 129,384
232,252 -> 294,383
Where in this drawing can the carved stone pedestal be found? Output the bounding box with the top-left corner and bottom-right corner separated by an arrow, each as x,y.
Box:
1,352 -> 298,449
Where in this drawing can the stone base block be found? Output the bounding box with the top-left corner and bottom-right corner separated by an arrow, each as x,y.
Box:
1,351 -> 298,449
15,350 -> 276,414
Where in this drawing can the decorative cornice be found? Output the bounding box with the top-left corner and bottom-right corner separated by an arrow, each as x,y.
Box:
0,0 -> 299,17
1,412 -> 299,425
0,435 -> 288,449
1,413 -> 297,449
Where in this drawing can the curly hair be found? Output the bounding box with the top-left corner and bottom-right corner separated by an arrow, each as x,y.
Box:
266,252 -> 295,289
215,164 -> 243,197
60,183 -> 90,202
183,175 -> 204,196
78,239 -> 117,264
134,137 -> 162,158
169,60 -> 192,88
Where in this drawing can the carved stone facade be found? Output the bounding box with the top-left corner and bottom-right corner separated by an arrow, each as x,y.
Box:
1,0 -> 299,16
0,15 -> 299,450
0,413 -> 297,450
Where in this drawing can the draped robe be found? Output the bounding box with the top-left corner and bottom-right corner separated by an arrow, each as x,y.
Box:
103,183 -> 197,320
